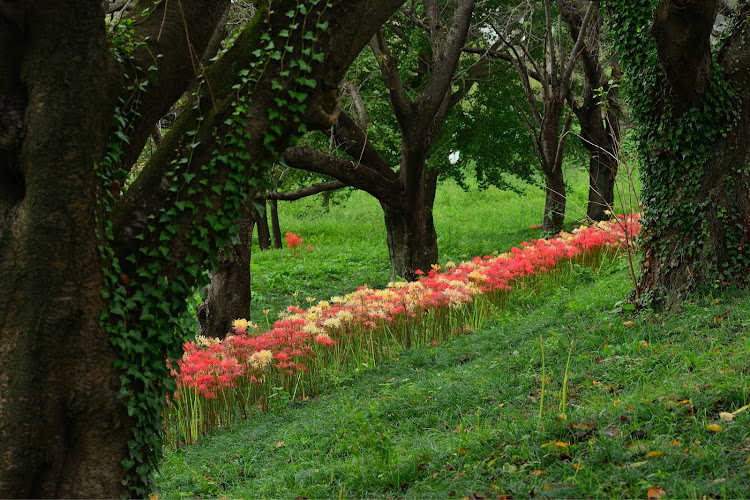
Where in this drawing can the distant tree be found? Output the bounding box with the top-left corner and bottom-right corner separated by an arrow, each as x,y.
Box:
487,0 -> 596,232
559,0 -> 622,221
282,0 -> 536,280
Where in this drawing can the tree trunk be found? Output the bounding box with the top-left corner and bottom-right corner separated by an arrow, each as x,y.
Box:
255,200 -> 272,251
197,206 -> 253,339
0,2 -> 130,496
539,104 -> 568,233
0,0 -> 408,494
609,0 -> 750,309
382,202 -> 438,282
269,198 -> 282,249
382,171 -> 439,281
542,165 -> 566,233
586,152 -> 616,221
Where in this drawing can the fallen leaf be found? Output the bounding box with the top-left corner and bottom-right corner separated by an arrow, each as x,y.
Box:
624,461 -> 648,469
745,456 -> 750,464
628,441 -> 650,454
572,463 -> 584,470
623,321 -> 635,327
603,426 -> 621,437
707,424 -> 723,432
719,412 -> 735,422
530,470 -> 548,476
459,447 -> 469,456
670,439 -> 681,446
553,441 -> 569,449
645,450 -> 665,458
647,486 -> 666,499
275,441 -> 285,448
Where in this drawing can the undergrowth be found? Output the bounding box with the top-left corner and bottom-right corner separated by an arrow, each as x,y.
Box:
157,257 -> 750,498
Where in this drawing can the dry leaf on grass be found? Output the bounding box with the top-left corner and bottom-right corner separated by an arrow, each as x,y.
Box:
647,486 -> 666,499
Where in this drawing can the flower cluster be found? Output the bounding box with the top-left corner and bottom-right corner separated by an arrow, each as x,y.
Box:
284,231 -> 303,248
165,214 -> 640,445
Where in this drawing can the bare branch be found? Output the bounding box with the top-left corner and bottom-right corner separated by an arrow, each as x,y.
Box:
282,147 -> 402,208
260,180 -> 345,201
369,29 -> 414,130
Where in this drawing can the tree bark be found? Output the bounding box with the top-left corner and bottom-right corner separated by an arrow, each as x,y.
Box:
611,0 -> 750,309
558,0 -> 622,221
197,205 -> 253,339
0,2 -> 129,496
255,199 -> 272,251
269,198 -> 282,249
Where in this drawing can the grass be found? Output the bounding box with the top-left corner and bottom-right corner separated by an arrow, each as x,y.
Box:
157,258 -> 750,498
249,167 -> 596,320
159,162 -> 730,498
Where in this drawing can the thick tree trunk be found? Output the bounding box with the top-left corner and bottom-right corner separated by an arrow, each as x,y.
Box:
383,168 -> 438,281
382,202 -> 438,282
610,0 -> 750,309
0,2 -> 130,497
197,206 -> 253,339
0,0 -> 407,495
269,198 -> 282,249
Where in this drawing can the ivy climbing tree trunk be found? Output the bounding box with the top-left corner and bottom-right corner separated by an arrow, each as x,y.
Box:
0,0 -> 405,496
608,0 -> 750,309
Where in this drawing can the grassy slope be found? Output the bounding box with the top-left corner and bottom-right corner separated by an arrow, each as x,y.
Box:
249,169 -> 593,321
158,259 -> 750,498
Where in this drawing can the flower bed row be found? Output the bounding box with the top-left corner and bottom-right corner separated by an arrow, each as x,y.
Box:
164,215 -> 640,446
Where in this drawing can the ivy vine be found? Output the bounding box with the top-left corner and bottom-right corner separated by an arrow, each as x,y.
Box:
98,1 -> 332,496
605,0 -> 742,303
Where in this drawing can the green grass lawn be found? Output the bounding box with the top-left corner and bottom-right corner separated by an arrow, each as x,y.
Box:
157,257 -> 750,498
249,167 -> 601,321
156,164 -> 749,498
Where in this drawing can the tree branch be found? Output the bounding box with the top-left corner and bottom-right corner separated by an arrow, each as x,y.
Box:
117,0 -> 231,175
260,180 -> 346,201
370,29 -> 414,131
282,147 -> 402,208
416,0 -> 475,125
333,111 -> 398,182
111,0 -> 407,280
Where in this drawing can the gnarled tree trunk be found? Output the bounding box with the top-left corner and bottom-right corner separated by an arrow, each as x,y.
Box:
610,0 -> 750,309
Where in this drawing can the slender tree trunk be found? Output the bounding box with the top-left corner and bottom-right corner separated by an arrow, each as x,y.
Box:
542,165 -> 566,233
255,199 -> 271,250
540,105 -> 567,233
269,198 -> 282,249
197,205 -> 253,339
